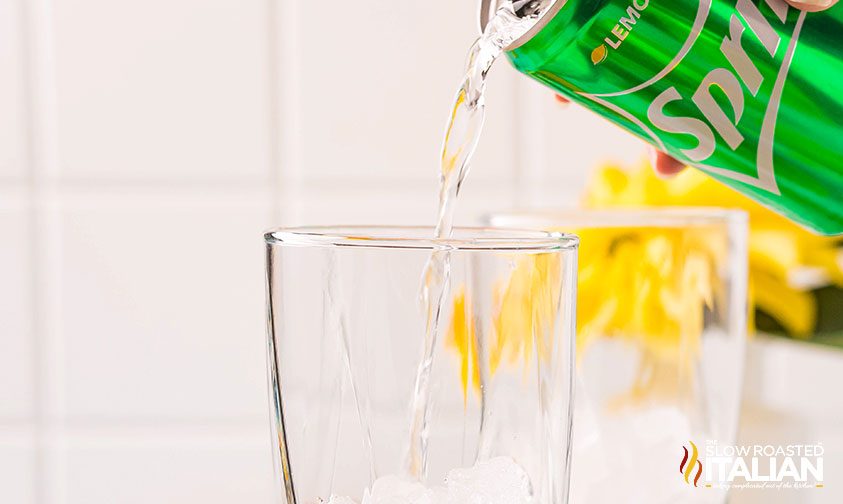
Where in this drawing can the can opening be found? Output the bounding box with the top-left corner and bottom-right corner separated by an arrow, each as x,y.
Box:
478,0 -> 563,49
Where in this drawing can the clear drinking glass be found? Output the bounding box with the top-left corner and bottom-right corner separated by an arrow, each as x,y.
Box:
265,226 -> 579,504
489,210 -> 749,504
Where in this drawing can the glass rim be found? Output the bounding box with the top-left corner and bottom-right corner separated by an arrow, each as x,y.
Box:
264,225 -> 579,251
486,207 -> 748,228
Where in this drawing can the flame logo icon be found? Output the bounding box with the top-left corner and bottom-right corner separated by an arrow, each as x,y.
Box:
680,441 -> 703,487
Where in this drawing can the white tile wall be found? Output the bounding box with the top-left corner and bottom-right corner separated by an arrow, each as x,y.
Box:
58,190 -> 271,422
289,180 -> 516,227
289,0 -> 521,186
62,429 -> 273,504
51,0 -> 272,182
5,0 -> 282,500
513,77 -> 650,208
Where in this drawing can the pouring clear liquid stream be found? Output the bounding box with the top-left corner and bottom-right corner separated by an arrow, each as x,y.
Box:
323,3 -> 559,502
405,1 -> 546,480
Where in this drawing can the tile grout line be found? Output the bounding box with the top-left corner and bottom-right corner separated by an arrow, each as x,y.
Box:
22,0 -> 67,502
507,67 -> 523,211
19,0 -> 43,500
513,79 -> 549,209
274,0 -> 304,226
511,75 -> 526,209
18,0 -> 41,499
37,178 -> 281,190
266,0 -> 282,223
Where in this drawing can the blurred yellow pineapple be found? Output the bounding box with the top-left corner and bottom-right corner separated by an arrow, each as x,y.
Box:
586,161 -> 843,339
448,160 -> 843,404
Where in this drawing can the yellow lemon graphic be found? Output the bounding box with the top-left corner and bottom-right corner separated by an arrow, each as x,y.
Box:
591,44 -> 608,65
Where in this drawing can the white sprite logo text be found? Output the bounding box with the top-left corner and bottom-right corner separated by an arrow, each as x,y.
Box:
593,0 -> 651,64
646,0 -> 798,194
605,0 -> 652,49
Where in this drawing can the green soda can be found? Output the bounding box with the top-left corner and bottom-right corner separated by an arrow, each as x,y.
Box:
481,0 -> 843,235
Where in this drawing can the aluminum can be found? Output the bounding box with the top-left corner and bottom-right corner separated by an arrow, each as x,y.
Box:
482,0 -> 843,235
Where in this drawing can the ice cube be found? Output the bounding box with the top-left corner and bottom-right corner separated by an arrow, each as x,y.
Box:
328,457 -> 534,504
363,475 -> 431,504
444,457 -> 533,504
327,496 -> 359,504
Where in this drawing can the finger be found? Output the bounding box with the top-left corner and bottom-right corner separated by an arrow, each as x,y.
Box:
554,94 -> 570,107
784,0 -> 838,12
648,147 -> 687,178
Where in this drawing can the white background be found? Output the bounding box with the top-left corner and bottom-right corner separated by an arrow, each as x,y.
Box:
1,0 -> 839,503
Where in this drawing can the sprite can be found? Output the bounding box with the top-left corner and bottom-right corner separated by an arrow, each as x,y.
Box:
480,0 -> 843,235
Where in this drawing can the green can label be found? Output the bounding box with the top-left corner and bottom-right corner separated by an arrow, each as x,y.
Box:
508,0 -> 843,234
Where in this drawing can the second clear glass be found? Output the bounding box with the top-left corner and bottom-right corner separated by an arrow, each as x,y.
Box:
490,209 -> 749,504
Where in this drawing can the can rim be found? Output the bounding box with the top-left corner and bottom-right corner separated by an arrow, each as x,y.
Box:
478,0 -> 567,51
